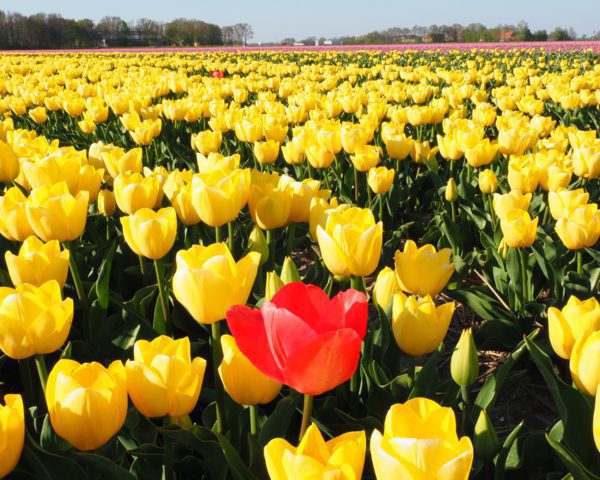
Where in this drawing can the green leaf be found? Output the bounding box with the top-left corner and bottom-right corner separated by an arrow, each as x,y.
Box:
75,452 -> 137,480
258,394 -> 299,446
446,287 -> 514,323
546,434 -> 600,480
95,240 -> 116,309
494,420 -> 524,480
215,433 -> 260,480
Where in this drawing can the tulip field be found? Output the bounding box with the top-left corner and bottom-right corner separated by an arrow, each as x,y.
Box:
1,44 -> 600,479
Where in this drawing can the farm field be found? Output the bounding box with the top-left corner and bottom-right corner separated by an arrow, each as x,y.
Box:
0,45 -> 600,479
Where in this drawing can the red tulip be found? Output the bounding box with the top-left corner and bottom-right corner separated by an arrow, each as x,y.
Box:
211,70 -> 224,78
226,282 -> 367,395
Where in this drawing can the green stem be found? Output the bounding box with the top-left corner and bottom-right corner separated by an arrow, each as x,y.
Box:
215,225 -> 222,243
138,255 -> 146,277
249,405 -> 258,436
519,248 -> 529,303
460,385 -> 472,434
366,173 -> 372,205
349,275 -> 363,394
299,394 -> 314,442
154,259 -> 171,336
378,194 -> 384,222
450,201 -> 456,222
18,359 -> 35,407
227,222 -> 234,254
163,417 -> 174,480
266,229 -> 276,270
353,166 -> 359,204
486,194 -> 496,226
34,354 -> 48,394
286,223 -> 296,256
65,241 -> 87,310
576,250 -> 583,275
211,321 -> 225,434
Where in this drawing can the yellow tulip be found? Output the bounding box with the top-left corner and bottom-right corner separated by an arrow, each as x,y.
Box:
126,336 -> 206,418
121,207 -> 177,260
308,196 -> 345,241
392,292 -> 455,356
172,243 -> 260,325
500,209 -> 538,248
78,116 -> 96,134
0,394 -> 24,479
102,147 -> 143,179
394,240 -> 454,297
571,146 -> 600,179
265,424 -> 366,480
507,161 -> 540,193
498,128 -> 536,155
594,386 -> 600,452
437,134 -> 463,161
493,191 -> 532,221
316,207 -> 382,277
249,183 -> 293,230
465,139 -> 498,168
548,188 -> 589,220
279,176 -> 329,223
169,184 -> 201,226
409,140 -> 438,164
130,120 -> 161,146
0,187 -> 36,241
548,296 -> 600,360
385,134 -> 412,161
26,182 -> 89,242
341,123 -> 368,154
0,280 -> 73,359
0,140 -> 20,183
371,398 -> 473,479
306,144 -> 335,169
97,189 -> 116,217
282,140 -> 306,165
219,334 -> 281,405
373,266 -> 401,311
29,106 -> 47,124
191,130 -> 222,156
478,169 -> 498,194
114,172 -> 161,215
316,127 -> 342,154
570,330 -> 600,397
368,167 -> 395,194
46,359 -> 128,451
254,140 -> 280,165
350,144 -> 380,172
191,169 -> 251,227
5,236 -> 69,288
196,152 -> 240,175
555,204 -> 600,250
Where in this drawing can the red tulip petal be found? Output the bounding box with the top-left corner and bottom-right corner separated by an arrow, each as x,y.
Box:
262,301 -> 317,371
333,289 -> 368,339
270,282 -> 330,328
226,305 -> 283,383
282,329 -> 362,396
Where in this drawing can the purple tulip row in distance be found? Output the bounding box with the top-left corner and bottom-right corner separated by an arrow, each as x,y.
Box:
2,40 -> 600,54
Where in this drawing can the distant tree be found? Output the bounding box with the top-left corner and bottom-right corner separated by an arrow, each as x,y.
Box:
549,27 -> 571,41
280,37 -> 295,45
515,21 -> 533,41
222,25 -> 234,45
96,16 -> 130,46
232,23 -> 253,45
136,18 -> 163,46
532,30 -> 548,41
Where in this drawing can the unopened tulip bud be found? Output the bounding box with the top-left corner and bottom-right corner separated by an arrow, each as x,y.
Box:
97,190 -> 116,217
450,328 -> 479,387
248,225 -> 269,266
478,169 -> 498,194
474,410 -> 500,461
265,271 -> 284,301
281,256 -> 301,284
445,178 -> 458,202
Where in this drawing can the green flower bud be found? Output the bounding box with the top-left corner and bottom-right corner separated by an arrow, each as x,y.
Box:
281,256 -> 301,284
450,328 -> 479,387
265,271 -> 284,301
248,225 -> 268,266
474,409 -> 500,461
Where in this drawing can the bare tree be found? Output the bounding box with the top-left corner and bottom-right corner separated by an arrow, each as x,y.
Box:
232,23 -> 253,45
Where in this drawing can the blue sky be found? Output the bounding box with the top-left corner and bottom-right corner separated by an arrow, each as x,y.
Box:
5,0 -> 599,42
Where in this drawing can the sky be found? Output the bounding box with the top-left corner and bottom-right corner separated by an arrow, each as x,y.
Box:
3,0 -> 599,43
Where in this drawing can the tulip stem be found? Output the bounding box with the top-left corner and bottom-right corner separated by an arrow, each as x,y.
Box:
266,229 -> 276,270
249,405 -> 259,436
138,255 -> 146,277
163,418 -> 174,480
227,222 -> 235,254
378,194 -> 384,222
66,241 -> 87,311
299,394 -> 313,442
211,321 -> 225,434
486,194 -> 496,226
154,260 -> 171,336
366,174 -> 372,205
519,248 -> 529,303
353,167 -> 359,203
215,225 -> 222,243
576,250 -> 583,275
450,201 -> 456,222
34,354 -> 48,394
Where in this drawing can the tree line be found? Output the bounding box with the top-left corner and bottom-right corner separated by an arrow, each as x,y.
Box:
0,10 -> 254,49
